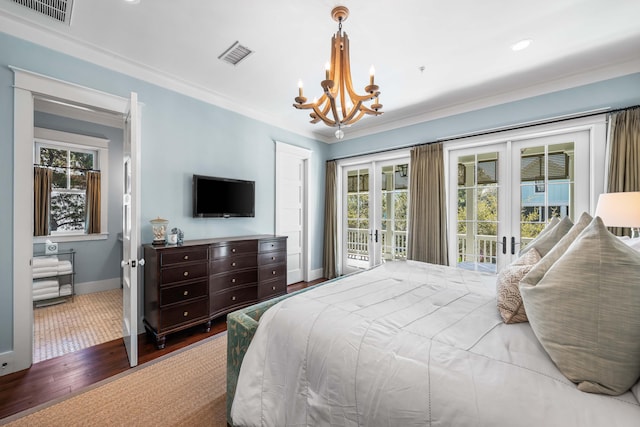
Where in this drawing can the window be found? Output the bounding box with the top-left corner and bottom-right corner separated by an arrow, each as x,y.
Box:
34,128 -> 109,240
36,143 -> 96,233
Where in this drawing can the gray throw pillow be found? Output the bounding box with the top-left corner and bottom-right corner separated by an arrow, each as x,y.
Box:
520,216 -> 573,258
518,216 -> 559,256
520,212 -> 592,287
520,217 -> 640,395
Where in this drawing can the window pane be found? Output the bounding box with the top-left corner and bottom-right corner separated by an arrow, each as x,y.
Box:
50,192 -> 86,232
70,170 -> 87,190
71,151 -> 94,170
394,164 -> 408,190
39,147 -> 67,168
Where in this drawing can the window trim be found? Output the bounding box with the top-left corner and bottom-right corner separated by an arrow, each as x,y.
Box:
33,127 -> 110,242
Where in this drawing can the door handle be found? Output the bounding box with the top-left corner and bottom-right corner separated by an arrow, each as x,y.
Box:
502,236 -> 506,254
511,237 -> 515,255
374,229 -> 379,243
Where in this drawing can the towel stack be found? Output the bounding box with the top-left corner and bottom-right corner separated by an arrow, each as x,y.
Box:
32,255 -> 73,301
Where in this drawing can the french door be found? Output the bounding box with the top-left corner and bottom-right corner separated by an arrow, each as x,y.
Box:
449,129 -> 590,273
342,158 -> 410,274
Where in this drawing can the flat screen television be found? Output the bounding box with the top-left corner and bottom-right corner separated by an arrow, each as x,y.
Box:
192,174 -> 255,218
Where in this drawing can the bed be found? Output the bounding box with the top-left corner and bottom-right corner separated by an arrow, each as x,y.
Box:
227,216 -> 640,426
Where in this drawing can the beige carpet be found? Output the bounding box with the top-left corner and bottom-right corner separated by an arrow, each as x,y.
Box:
3,333 -> 228,427
33,288 -> 123,363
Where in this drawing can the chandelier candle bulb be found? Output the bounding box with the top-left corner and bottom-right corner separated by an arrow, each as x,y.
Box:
325,62 -> 330,80
370,66 -> 375,85
298,80 -> 303,97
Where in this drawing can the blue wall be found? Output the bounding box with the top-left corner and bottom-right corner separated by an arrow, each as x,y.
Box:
328,73 -> 640,159
0,31 -> 329,353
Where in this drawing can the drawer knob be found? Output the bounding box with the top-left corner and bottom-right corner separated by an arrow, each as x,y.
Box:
272,286 -> 276,290
272,270 -> 276,275
232,248 -> 236,253
183,271 -> 189,277
271,244 -> 275,247
183,290 -> 189,296
271,256 -> 275,260
232,262 -> 236,267
183,311 -> 189,317
231,296 -> 236,301
231,278 -> 236,283
183,255 -> 189,260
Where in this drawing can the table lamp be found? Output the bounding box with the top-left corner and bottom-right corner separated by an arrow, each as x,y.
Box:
595,191 -> 640,238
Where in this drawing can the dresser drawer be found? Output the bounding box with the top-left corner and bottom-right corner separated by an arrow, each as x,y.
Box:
160,247 -> 208,266
210,285 -> 257,314
160,280 -> 208,306
159,298 -> 208,330
258,250 -> 286,266
258,278 -> 287,300
210,240 -> 257,259
259,239 -> 286,253
161,262 -> 208,285
259,263 -> 287,282
210,269 -> 258,294
210,254 -> 256,275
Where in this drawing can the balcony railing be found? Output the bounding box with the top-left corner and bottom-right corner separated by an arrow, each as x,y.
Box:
346,228 -> 408,262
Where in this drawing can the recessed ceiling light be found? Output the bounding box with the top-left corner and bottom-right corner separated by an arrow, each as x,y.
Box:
124,0 -> 140,4
511,39 -> 532,52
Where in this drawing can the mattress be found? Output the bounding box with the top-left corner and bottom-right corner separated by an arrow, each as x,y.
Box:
230,260 -> 640,426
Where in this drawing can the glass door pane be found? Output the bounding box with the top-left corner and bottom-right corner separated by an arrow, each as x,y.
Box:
456,152 -> 500,273
379,162 -> 409,262
519,142 -> 574,251
345,167 -> 371,271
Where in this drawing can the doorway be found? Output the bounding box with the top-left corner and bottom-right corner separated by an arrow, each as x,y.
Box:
340,155 -> 410,275
9,67 -> 141,375
445,117 -> 607,272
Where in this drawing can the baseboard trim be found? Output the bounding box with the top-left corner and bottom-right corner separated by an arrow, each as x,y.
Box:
308,268 -> 323,281
75,278 -> 121,295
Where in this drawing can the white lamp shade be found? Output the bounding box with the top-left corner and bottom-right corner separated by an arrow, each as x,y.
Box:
595,192 -> 640,227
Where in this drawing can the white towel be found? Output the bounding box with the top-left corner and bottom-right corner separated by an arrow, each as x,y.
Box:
33,269 -> 60,279
57,260 -> 73,274
59,284 -> 72,296
33,256 -> 59,268
33,279 -> 59,291
33,286 -> 59,297
33,291 -> 60,301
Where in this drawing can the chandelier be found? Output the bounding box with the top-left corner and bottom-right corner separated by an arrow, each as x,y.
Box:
293,6 -> 383,139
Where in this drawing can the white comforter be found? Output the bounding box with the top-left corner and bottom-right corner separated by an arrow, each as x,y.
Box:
231,261 -> 640,426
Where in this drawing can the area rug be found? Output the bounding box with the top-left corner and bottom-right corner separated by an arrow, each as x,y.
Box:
34,288 -> 123,363
3,333 -> 228,427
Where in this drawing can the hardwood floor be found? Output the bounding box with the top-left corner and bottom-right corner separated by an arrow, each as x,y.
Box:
0,279 -> 325,421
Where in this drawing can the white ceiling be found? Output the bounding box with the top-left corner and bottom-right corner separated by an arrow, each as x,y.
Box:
2,0 -> 640,143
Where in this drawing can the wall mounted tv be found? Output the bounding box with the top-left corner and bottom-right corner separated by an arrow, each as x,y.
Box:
192,174 -> 255,218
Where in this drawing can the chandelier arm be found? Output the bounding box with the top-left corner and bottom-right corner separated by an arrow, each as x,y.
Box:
359,104 -> 384,116
341,100 -> 363,123
312,102 -> 336,126
343,110 -> 366,126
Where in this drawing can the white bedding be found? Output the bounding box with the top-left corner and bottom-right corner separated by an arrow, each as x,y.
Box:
231,261 -> 640,426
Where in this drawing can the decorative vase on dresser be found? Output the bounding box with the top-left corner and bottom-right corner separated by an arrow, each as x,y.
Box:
143,235 -> 287,349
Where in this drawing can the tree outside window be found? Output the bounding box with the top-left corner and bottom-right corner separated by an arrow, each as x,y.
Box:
37,144 -> 96,233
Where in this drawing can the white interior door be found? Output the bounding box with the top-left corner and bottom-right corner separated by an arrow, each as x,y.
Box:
121,92 -> 141,368
275,142 -> 311,284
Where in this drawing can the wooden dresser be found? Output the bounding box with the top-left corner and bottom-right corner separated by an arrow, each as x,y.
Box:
143,235 -> 286,349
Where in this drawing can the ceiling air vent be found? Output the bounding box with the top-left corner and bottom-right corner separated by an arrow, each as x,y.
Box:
218,41 -> 253,66
12,0 -> 74,24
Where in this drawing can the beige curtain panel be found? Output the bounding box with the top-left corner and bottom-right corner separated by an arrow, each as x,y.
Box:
86,170 -> 101,234
606,107 -> 640,236
34,166 -> 52,236
323,160 -> 338,279
407,143 -> 449,265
